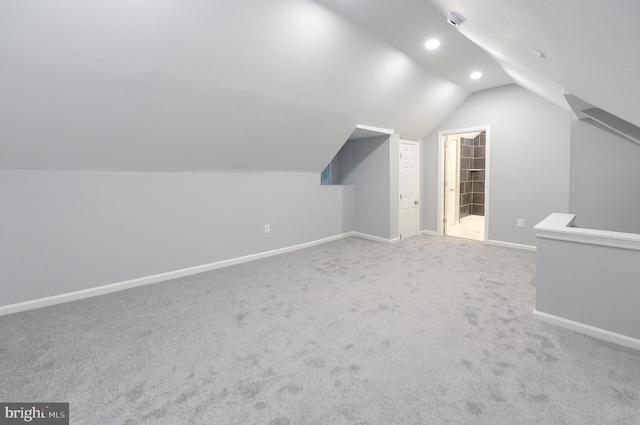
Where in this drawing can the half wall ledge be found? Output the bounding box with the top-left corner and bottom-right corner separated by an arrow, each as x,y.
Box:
533,213 -> 640,350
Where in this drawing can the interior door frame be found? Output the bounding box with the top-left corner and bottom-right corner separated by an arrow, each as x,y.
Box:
437,126 -> 490,241
399,139 -> 420,239
443,134 -> 460,233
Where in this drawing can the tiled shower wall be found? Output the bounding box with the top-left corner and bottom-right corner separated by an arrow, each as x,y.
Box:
459,132 -> 486,218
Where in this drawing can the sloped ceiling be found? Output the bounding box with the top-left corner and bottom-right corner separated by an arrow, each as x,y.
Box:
427,0 -> 640,128
0,0 -> 473,172
312,0 -> 512,93
4,1 -> 636,173
315,0 -> 640,129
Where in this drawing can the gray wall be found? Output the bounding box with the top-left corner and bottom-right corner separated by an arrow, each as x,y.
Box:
569,117 -> 640,233
421,84 -> 571,247
338,135 -> 393,239
536,238 -> 640,339
0,170 -> 354,307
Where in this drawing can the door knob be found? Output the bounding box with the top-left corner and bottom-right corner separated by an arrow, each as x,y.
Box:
414,200 -> 420,205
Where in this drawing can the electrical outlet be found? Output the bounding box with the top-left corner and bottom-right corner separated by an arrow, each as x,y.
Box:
517,219 -> 524,228
264,224 -> 270,234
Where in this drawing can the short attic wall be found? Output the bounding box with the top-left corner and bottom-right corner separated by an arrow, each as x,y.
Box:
0,169 -> 355,310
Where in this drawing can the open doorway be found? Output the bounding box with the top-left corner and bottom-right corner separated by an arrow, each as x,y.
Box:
438,127 -> 489,242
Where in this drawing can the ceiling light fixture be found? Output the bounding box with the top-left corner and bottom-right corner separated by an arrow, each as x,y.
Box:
425,39 -> 440,50
446,12 -> 465,27
470,71 -> 482,80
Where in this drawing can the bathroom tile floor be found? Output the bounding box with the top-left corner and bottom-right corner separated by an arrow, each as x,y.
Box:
447,214 -> 484,241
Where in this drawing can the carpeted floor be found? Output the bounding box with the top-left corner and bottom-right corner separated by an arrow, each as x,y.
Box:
1,235 -> 639,424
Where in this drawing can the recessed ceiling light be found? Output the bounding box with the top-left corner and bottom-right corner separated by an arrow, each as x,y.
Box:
424,39 -> 440,50
470,71 -> 482,80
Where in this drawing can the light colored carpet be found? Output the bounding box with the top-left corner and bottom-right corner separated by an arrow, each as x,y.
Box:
1,235 -> 639,424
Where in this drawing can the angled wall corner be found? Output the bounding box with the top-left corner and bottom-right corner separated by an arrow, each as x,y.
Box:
335,126 -> 400,241
568,114 -> 640,234
336,135 -> 392,240
564,93 -> 640,145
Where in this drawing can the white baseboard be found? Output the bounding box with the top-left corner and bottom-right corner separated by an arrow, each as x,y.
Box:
417,232 -> 536,251
352,232 -> 397,244
533,310 -> 640,351
487,239 -> 537,252
0,232 -> 355,316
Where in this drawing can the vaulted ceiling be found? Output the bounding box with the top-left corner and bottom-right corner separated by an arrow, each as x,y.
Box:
313,0 -> 512,93
321,0 -> 640,128
0,0 -> 470,172
1,0 -> 637,172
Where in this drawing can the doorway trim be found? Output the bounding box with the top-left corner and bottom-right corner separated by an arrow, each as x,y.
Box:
437,125 -> 490,241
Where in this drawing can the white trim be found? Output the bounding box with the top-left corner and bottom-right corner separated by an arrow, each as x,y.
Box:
486,239 -> 537,252
0,232 -> 355,316
534,213 -> 640,251
352,231 -> 398,244
436,131 -> 445,236
484,128 -> 491,242
533,310 -> 640,351
437,126 -> 490,240
356,124 -> 394,135
415,232 -> 535,250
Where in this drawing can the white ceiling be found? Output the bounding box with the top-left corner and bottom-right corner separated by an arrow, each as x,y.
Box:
319,0 -> 640,128
0,0 -> 469,172
313,0 -> 513,92
2,0 -> 637,172
437,0 -> 640,127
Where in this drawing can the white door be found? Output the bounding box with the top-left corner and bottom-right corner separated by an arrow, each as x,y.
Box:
399,141 -> 420,239
444,136 -> 458,234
